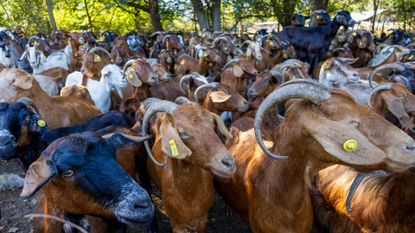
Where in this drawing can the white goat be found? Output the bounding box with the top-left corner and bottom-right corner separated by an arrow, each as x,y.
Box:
23,45 -> 70,74
65,64 -> 127,112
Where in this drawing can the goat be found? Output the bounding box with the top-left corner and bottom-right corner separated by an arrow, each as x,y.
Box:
215,79 -> 415,233
80,47 -> 112,84
60,85 -> 95,105
22,36 -> 70,74
141,100 -> 236,232
313,165 -> 415,233
0,100 -> 130,170
194,82 -> 249,114
291,13 -> 305,27
309,10 -> 331,26
21,132 -> 154,233
220,57 -> 258,97
0,69 -> 101,129
278,10 -> 355,72
175,54 -> 200,77
179,73 -> 209,100
66,64 -> 127,112
343,29 -> 376,68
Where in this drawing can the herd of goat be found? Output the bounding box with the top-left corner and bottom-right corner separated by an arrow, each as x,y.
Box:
1,8 -> 415,233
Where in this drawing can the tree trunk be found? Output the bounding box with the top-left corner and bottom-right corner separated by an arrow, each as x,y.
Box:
211,0 -> 221,31
149,0 -> 164,31
371,0 -> 379,32
313,0 -> 329,10
191,0 -> 210,30
46,0 -> 57,31
84,0 -> 93,31
0,0 -> 15,27
272,0 -> 298,26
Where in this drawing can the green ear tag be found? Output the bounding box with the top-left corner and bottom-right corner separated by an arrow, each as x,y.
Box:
37,119 -> 46,128
169,139 -> 179,157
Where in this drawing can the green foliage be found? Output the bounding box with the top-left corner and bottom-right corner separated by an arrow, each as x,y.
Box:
0,0 -> 413,35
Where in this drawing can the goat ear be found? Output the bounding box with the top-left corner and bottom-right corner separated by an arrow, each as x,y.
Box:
125,68 -> 142,87
13,75 -> 33,89
381,93 -> 414,129
233,64 -> 244,77
93,55 -> 101,62
246,47 -> 252,57
304,117 -> 386,165
209,90 -> 231,103
20,159 -> 57,199
159,120 -> 192,159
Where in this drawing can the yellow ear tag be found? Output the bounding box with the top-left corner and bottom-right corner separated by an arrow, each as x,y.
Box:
94,55 -> 101,62
409,55 -> 414,60
316,15 -> 322,19
168,139 -> 179,157
180,59 -> 186,65
37,119 -> 46,128
322,61 -> 331,69
352,32 -> 357,36
343,139 -> 358,152
128,73 -> 134,79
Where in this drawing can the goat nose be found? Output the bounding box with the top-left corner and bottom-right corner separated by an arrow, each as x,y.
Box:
0,134 -> 14,146
221,157 -> 235,168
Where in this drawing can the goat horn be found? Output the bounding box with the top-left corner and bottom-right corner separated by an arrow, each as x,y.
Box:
277,79 -> 330,90
122,59 -> 136,76
241,40 -> 255,48
175,96 -> 192,105
222,58 -> 240,70
194,82 -> 219,102
254,80 -> 331,160
17,97 -> 40,115
19,50 -> 28,61
162,35 -> 173,46
368,63 -> 407,88
28,36 -> 39,45
149,31 -> 163,37
367,83 -> 393,110
179,73 -> 208,94
88,47 -> 112,60
212,37 -> 229,45
142,100 -> 179,167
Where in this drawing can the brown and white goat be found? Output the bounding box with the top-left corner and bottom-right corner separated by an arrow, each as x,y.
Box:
0,68 -> 101,129
215,80 -> 415,233
142,100 -> 236,232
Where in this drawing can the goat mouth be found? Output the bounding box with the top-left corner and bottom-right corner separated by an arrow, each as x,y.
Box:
210,165 -> 236,178
115,205 -> 155,227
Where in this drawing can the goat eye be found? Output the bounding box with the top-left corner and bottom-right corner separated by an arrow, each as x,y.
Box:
62,170 -> 74,178
349,120 -> 359,127
178,129 -> 191,139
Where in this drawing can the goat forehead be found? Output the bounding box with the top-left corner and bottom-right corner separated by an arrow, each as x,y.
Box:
172,105 -> 210,124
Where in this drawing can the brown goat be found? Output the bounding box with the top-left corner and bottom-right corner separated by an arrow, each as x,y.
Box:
194,82 -> 249,114
175,54 -> 200,77
81,47 -> 112,84
368,83 -> 415,134
220,57 -> 258,97
197,47 -> 222,76
314,165 -> 415,233
111,38 -> 145,66
142,100 -> 236,232
0,68 -> 101,129
60,85 -> 95,105
215,80 -> 415,233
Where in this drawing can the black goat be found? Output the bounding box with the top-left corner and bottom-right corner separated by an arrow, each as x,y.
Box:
309,10 -> 331,26
0,102 -> 130,170
291,13 -> 305,27
278,10 -> 355,73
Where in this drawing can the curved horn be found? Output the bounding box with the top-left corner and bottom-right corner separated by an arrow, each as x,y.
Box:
162,35 -> 173,46
194,82 -> 219,102
368,83 -> 393,109
241,40 -> 255,48
122,59 -> 136,76
19,50 -> 28,61
179,73 -> 208,94
212,37 -> 230,46
28,36 -> 40,45
368,63 -> 407,88
222,58 -> 240,70
17,97 -> 40,114
142,100 -> 179,167
88,47 -> 112,59
175,96 -> 193,105
254,80 -> 331,160
149,31 -> 163,38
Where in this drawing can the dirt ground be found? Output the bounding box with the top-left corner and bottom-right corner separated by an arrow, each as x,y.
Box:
0,159 -> 252,233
